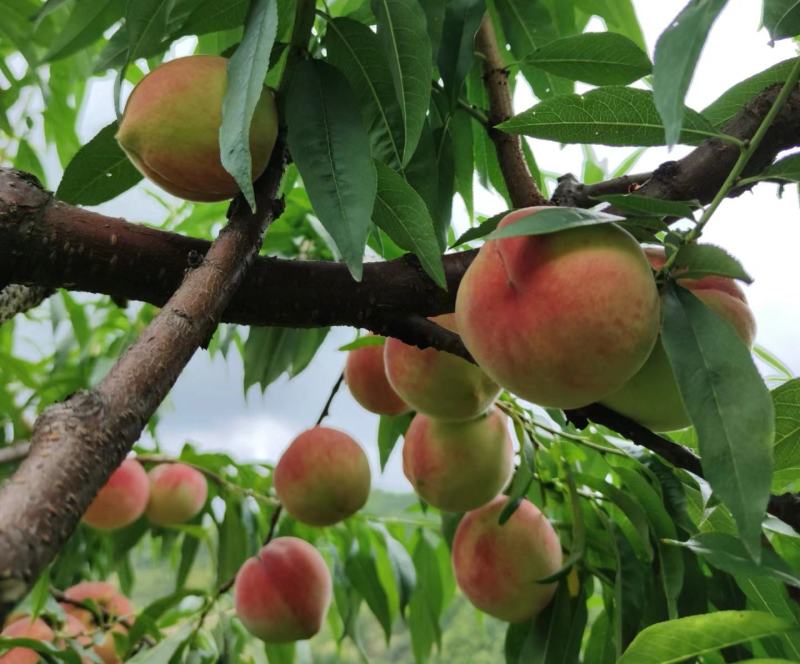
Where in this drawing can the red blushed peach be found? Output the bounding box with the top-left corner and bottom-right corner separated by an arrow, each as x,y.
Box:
403,409 -> 514,512
274,427 -> 370,526
61,581 -> 134,664
455,208 -> 661,409
384,314 -> 501,421
452,496 -> 562,623
0,617 -> 54,664
145,463 -> 208,526
116,55 -> 278,202
234,537 -> 332,643
602,247 -> 756,431
345,339 -> 409,416
83,459 -> 150,531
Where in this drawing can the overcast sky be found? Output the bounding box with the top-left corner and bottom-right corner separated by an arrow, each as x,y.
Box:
11,0 -> 799,491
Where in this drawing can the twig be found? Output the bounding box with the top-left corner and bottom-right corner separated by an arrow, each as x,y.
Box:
315,372 -> 345,426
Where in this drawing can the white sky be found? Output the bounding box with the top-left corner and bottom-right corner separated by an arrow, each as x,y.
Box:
10,0 -> 800,491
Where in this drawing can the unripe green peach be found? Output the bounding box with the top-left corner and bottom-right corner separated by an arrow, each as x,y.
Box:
234,537 -> 332,643
145,463 -> 208,526
384,314 -> 501,421
455,208 -> 661,409
0,617 -> 54,664
83,459 -> 149,531
602,247 -> 756,431
62,581 -> 134,664
452,496 -> 562,623
403,409 -> 514,512
274,427 -> 370,526
116,55 -> 278,202
345,338 -> 409,416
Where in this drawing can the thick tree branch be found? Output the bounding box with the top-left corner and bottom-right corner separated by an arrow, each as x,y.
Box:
475,17 -> 548,208
0,142 -> 287,605
0,284 -> 53,324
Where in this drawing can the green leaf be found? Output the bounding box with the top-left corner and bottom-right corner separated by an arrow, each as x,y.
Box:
338,335 -> 386,351
486,207 -> 623,239
573,0 -> 646,50
346,548 -> 393,642
180,0 -> 249,37
752,153 -> 800,184
243,327 -> 329,392
408,534 -> 444,662
653,0 -> 728,145
378,412 -> 413,470
264,642 -> 295,664
14,139 -> 46,186
44,0 -> 124,62
325,17 -> 405,169
372,161 -> 446,288
660,283 -> 775,561
371,0 -> 433,164
56,122 -> 143,205
382,531 -> 417,617
771,378 -> 800,493
738,576 -> 800,661
617,611 -> 799,664
126,0 -> 174,61
126,623 -> 194,663
702,58 -> 797,127
286,60 -> 376,280
450,211 -> 507,247
216,498 -> 249,585
220,0 -> 278,211
671,243 -> 753,283
596,193 -> 699,219
763,0 -> 800,40
525,32 -> 651,86
438,0 -> 485,108
499,87 -> 719,146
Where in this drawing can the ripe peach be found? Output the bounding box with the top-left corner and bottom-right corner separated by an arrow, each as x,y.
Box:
116,55 -> 279,202
61,581 -> 134,664
274,427 -> 370,526
602,247 -> 756,431
345,338 -> 409,416
403,409 -> 514,512
452,496 -> 562,623
384,314 -> 501,421
0,617 -> 54,664
455,208 -> 661,409
145,463 -> 208,526
83,459 -> 149,531
234,537 -> 332,643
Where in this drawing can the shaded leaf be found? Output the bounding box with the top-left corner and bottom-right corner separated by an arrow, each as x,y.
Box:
486,207 -> 623,239
596,193 -> 699,219
763,0 -> 800,40
672,243 -> 753,283
451,211 -> 507,247
772,378 -> 800,493
438,0 -> 485,107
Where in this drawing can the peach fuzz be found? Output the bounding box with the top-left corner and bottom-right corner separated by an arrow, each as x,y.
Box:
345,339 -> 409,416
0,617 -> 54,664
116,56 -> 278,202
602,247 -> 756,431
455,208 -> 660,409
145,463 -> 208,526
83,459 -> 149,531
62,581 -> 134,664
234,537 -> 332,643
452,496 -> 562,623
403,409 -> 514,512
274,427 -> 370,527
384,314 -> 501,421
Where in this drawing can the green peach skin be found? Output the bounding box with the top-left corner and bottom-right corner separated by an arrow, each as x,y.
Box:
602,247 -> 756,431
274,427 -> 371,527
234,537 -> 332,643
145,463 -> 208,526
455,208 -> 660,409
402,409 -> 514,512
452,496 -> 562,623
116,55 -> 278,202
345,340 -> 409,416
82,458 -> 150,531
384,314 -> 501,421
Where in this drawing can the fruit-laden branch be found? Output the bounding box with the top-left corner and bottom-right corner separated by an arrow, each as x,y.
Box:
0,142 -> 288,608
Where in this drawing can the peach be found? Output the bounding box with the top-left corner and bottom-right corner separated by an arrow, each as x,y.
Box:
0,617 -> 54,664
274,427 -> 370,526
452,496 -> 562,623
345,338 -> 409,416
83,459 -> 149,531
234,537 -> 332,643
384,314 -> 501,421
403,409 -> 514,512
455,208 -> 661,409
61,581 -> 134,664
145,463 -> 208,526
116,55 -> 279,202
602,247 -> 756,431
